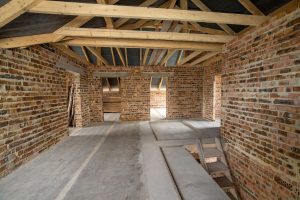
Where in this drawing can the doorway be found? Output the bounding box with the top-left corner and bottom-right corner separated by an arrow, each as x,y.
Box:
150,77 -> 167,120
102,77 -> 121,122
213,75 -> 221,121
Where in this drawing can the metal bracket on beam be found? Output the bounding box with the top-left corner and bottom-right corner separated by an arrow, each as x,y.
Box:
142,72 -> 174,78
93,71 -> 129,78
55,57 -> 84,74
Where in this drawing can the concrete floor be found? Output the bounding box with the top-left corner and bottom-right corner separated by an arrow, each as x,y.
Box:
0,110 -> 227,200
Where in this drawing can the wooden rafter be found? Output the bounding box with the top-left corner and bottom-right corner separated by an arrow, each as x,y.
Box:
154,23 -> 183,65
178,51 -> 203,65
118,0 -> 172,30
189,22 -> 226,35
125,48 -> 128,66
116,48 -> 125,66
148,21 -> 172,65
53,44 -> 89,65
114,0 -> 158,28
238,0 -> 264,16
97,0 -> 114,28
110,47 -> 116,66
143,49 -> 150,65
176,50 -> 184,65
189,52 -> 219,66
29,1 -> 269,26
0,0 -> 45,29
161,49 -> 176,65
81,46 -> 90,63
106,78 -> 111,91
158,78 -> 163,90
191,0 -> 235,35
86,47 -> 109,66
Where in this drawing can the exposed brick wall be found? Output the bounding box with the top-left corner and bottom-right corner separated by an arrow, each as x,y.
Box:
203,60 -> 222,120
94,66 -> 203,120
65,73 -> 90,127
88,70 -> 103,124
103,91 -> 120,97
120,70 -> 150,121
167,66 -> 203,119
214,75 -> 222,119
222,9 -> 300,200
0,46 -> 70,177
150,90 -> 166,108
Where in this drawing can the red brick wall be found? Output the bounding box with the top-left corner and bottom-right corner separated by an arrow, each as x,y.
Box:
222,9 -> 300,200
0,46 -> 72,177
167,66 -> 203,119
214,75 -> 222,119
150,90 -> 166,108
88,70 -> 103,124
203,60 -> 222,120
94,66 -> 203,120
120,70 -> 150,121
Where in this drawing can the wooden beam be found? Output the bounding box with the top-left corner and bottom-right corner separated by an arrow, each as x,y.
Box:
86,47 -> 109,66
190,52 -> 219,66
189,22 -> 226,35
110,47 -> 116,66
154,50 -> 167,65
148,21 -> 173,65
97,0 -> 114,28
114,0 -> 158,28
81,46 -> 90,63
116,48 -> 126,66
106,78 -> 111,91
143,48 -> 150,65
154,23 -> 183,65
125,48 -> 128,66
0,0 -> 44,29
0,33 -> 58,48
178,51 -> 202,65
161,49 -> 176,65
238,0 -> 264,16
158,78 -> 163,90
191,0 -> 235,35
63,38 -> 223,51
176,50 -> 184,65
29,1 -> 269,26
53,44 -> 90,65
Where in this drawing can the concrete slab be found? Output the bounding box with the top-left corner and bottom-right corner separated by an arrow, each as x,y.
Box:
150,120 -> 197,140
183,120 -> 220,138
162,147 -> 230,200
0,124 -> 112,200
104,113 -> 120,122
64,122 -> 147,200
150,108 -> 166,121
139,121 -> 180,200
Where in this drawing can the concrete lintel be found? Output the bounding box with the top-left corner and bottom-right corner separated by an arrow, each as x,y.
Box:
142,72 -> 174,78
93,71 -> 129,78
56,57 -> 84,74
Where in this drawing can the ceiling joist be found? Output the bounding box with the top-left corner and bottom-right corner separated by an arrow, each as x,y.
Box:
61,38 -> 223,51
28,1 -> 269,26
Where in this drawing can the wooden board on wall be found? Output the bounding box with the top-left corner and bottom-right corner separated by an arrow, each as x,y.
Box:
103,96 -> 121,113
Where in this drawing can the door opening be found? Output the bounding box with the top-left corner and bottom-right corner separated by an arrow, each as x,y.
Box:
150,77 -> 167,120
213,75 -> 221,121
102,77 -> 121,122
